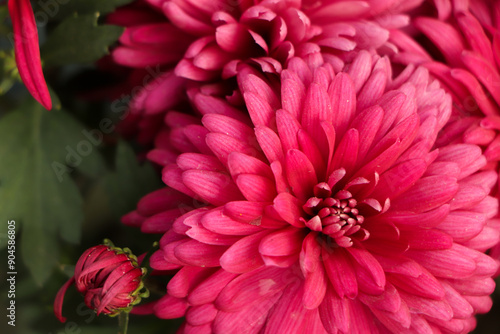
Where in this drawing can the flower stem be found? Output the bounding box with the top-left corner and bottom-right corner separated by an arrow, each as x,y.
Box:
118,311 -> 129,334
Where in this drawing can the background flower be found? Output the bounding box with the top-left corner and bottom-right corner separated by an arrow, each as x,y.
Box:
108,0 -> 428,144
387,0 -> 500,279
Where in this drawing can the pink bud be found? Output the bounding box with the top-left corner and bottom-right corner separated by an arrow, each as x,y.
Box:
54,241 -> 148,323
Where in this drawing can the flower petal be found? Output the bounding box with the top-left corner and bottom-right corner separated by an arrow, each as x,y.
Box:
9,0 -> 52,109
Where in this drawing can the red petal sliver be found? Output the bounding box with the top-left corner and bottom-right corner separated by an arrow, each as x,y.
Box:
8,0 -> 52,110
53,277 -> 75,323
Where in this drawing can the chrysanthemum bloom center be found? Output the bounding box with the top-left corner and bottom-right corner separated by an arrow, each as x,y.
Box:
300,182 -> 367,248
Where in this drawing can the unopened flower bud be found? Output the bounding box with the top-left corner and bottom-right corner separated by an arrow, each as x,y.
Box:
54,240 -> 148,323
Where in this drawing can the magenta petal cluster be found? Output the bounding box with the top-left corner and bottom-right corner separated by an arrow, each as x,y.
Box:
110,0 -> 427,143
128,52 -> 499,333
391,1 -> 500,161
54,242 -> 148,323
387,0 -> 500,276
8,0 -> 52,110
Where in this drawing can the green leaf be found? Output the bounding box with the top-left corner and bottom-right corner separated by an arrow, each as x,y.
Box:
0,6 -> 11,35
0,50 -> 19,95
50,0 -> 135,19
103,141 -> 161,219
41,13 -> 124,66
0,102 -> 106,285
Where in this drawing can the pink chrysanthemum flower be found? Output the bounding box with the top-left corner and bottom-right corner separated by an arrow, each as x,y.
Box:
390,0 -> 500,163
388,0 -> 500,276
125,52 -> 499,333
110,0 -> 426,143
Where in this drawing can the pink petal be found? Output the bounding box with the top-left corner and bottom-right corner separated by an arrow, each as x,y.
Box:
193,94 -> 250,124
141,208 -> 185,234
236,174 -> 276,202
347,247 -> 386,295
227,152 -> 273,179
406,245 -> 476,278
154,295 -> 189,319
399,291 -> 453,321
440,281 -> 474,319
162,165 -> 197,198
309,1 -> 370,23
436,144 -> 486,179
456,12 -> 494,65
356,69 -> 387,112
9,0 -> 52,110
54,277 -> 75,323
215,266 -> 287,311
244,92 -> 276,128
330,128 -> 359,173
377,204 -> 450,228
318,287 -> 351,334
206,132 -> 263,166
371,159 -> 427,200
297,129 -> 326,178
265,284 -> 312,333
323,247 -> 358,299
463,295 -> 493,314
185,304 -> 218,326
219,230 -> 269,273
436,211 -> 486,242
223,201 -> 267,223
202,113 -> 254,142
167,266 -> 216,298
182,169 -> 244,206
358,283 -> 401,313
414,17 -> 465,67
301,82 -> 332,143
238,68 -> 280,110
163,2 -> 214,36
391,176 -> 458,213
285,149 -> 318,200
113,46 -> 182,67
346,50 -> 373,93
276,109 -> 301,152
188,269 -> 238,305
350,105 -> 384,162
174,240 -> 227,267
177,153 -> 225,172
403,227 -> 453,250
216,23 -> 260,53
213,291 -> 282,334
328,72 -> 357,138
137,187 -> 191,216
446,276 -> 496,296
185,221 -> 240,246
368,300 -> 411,332
175,58 -> 218,81
388,270 -> 445,300
301,234 -> 327,309
149,250 -> 181,271
259,226 -> 305,257
255,126 -> 285,164
281,77 -> 305,118
202,208 -> 263,235
193,44 -> 233,70
273,192 -> 305,228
